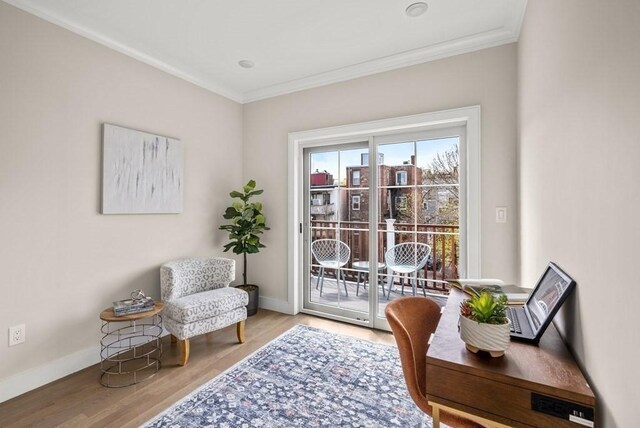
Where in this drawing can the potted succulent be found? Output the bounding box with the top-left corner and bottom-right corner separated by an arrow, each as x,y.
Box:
219,180 -> 270,316
459,291 -> 511,357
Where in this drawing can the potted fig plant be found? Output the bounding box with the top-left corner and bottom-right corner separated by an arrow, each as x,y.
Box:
459,291 -> 511,357
219,180 -> 270,316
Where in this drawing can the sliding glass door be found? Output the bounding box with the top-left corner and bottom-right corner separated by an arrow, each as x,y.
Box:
304,142 -> 373,323
374,130 -> 463,327
301,128 -> 464,330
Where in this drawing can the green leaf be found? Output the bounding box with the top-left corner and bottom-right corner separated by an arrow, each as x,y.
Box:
246,189 -> 264,197
219,179 -> 268,256
467,291 -> 507,324
242,209 -> 255,221
223,207 -> 239,219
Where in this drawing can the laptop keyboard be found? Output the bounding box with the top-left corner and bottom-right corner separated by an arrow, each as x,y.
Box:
508,307 -> 522,334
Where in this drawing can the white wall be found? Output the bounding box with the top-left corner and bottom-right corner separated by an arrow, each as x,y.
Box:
0,1 -> 243,392
518,1 -> 640,426
243,44 -> 519,303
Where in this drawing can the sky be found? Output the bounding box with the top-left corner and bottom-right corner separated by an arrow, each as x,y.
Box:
310,137 -> 459,184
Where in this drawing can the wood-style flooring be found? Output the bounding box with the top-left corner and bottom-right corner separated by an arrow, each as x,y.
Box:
0,310 -> 396,428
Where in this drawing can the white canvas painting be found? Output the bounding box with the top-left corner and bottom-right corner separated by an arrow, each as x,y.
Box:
102,124 -> 183,214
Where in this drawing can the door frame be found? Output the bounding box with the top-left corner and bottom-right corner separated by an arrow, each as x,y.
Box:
302,140 -> 373,325
287,106 -> 481,316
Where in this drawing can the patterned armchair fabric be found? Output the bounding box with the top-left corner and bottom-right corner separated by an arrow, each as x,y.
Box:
161,257 -> 236,301
160,257 -> 248,344
164,307 -> 247,341
164,287 -> 248,324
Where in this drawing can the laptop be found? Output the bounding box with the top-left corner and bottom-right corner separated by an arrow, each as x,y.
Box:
507,262 -> 576,344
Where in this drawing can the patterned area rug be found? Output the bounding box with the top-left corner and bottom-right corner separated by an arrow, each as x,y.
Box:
144,325 -> 432,428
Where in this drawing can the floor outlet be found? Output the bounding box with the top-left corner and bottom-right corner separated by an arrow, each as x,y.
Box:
9,324 -> 26,346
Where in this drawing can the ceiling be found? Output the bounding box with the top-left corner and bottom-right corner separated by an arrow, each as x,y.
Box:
4,0 -> 527,103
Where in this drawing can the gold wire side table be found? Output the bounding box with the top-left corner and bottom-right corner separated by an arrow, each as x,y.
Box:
99,303 -> 163,388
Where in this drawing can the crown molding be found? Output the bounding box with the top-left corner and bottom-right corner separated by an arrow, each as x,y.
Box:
4,0 -> 526,105
512,0 -> 528,42
242,27 -> 519,103
2,0 -> 245,103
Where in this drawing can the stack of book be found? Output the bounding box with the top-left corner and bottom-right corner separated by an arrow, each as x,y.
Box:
113,296 -> 155,317
447,278 -> 531,305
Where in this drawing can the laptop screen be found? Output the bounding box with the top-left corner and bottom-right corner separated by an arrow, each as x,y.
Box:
525,264 -> 574,333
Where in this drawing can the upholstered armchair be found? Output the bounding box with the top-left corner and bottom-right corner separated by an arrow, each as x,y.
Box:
160,257 -> 248,366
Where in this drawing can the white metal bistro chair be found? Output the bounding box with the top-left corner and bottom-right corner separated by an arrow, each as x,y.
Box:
311,239 -> 351,297
384,242 -> 431,299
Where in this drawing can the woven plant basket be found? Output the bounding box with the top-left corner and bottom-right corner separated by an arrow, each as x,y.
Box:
459,315 -> 511,357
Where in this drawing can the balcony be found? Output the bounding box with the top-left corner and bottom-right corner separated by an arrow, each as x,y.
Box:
309,220 -> 459,312
310,203 -> 335,216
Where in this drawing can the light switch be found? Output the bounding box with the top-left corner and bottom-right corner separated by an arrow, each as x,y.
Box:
496,207 -> 507,223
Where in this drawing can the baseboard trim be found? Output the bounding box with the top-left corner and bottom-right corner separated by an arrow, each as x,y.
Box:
0,300 -> 296,405
258,296 -> 292,315
0,330 -> 171,404
0,345 -> 100,404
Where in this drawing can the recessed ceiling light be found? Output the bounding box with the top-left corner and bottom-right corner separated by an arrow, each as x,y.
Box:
405,2 -> 428,18
238,60 -> 254,69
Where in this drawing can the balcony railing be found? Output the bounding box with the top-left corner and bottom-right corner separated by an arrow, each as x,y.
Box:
310,203 -> 335,215
310,220 -> 459,293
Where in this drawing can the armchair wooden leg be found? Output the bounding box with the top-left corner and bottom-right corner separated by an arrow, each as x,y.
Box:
170,334 -> 178,345
178,339 -> 190,366
237,320 -> 246,344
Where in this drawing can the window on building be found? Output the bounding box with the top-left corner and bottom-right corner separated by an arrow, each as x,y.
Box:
395,196 -> 407,211
361,153 -> 385,166
352,195 -> 361,211
352,170 -> 361,186
396,171 -> 407,186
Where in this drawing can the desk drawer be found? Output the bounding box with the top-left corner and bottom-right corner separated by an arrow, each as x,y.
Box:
426,365 -> 594,427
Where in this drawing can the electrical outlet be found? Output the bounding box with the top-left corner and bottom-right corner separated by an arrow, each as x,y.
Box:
9,324 -> 25,346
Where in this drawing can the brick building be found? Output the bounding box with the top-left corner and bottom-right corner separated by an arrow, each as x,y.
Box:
346,154 -> 424,223
309,170 -> 346,221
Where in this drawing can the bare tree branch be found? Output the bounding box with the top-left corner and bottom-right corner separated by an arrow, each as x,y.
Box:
422,144 -> 459,225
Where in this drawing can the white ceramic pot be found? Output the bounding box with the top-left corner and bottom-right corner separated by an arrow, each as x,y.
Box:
459,315 -> 511,357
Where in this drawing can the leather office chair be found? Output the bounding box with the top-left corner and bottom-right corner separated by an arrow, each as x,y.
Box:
386,297 -> 483,427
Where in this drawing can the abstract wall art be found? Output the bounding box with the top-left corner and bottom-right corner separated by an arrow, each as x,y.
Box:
102,124 -> 183,214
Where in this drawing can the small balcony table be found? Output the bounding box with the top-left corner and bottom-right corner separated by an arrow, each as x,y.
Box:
352,261 -> 386,297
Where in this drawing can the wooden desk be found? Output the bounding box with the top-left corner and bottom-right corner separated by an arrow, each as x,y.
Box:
426,289 -> 596,427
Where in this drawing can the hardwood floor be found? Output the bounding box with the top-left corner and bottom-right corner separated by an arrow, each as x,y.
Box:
0,310 -> 396,428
